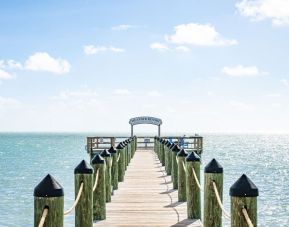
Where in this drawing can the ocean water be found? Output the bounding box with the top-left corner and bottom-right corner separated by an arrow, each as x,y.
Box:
0,133 -> 288,226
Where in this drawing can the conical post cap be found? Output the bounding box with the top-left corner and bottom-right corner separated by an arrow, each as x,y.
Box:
172,144 -> 181,152
230,174 -> 259,197
34,174 -> 64,197
91,154 -> 105,164
100,149 -> 111,157
177,148 -> 188,157
116,142 -> 124,149
74,160 -> 93,174
108,146 -> 117,154
205,158 -> 223,173
186,151 -> 201,162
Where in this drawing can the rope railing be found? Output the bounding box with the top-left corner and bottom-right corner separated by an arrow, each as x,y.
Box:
182,161 -> 187,173
38,207 -> 49,227
93,169 -> 100,192
64,182 -> 84,216
211,181 -> 231,220
242,207 -> 254,227
191,167 -> 203,192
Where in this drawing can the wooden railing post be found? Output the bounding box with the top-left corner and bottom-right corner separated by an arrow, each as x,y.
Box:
171,144 -> 181,189
100,149 -> 112,202
165,141 -> 172,174
34,174 -> 64,227
230,174 -> 258,227
108,146 -> 118,192
160,139 -> 166,166
91,154 -> 106,220
117,142 -> 125,182
204,158 -> 223,227
186,152 -> 201,219
177,148 -> 188,202
74,160 -> 93,227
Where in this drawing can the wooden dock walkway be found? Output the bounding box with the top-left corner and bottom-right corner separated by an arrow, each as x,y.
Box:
94,149 -> 202,227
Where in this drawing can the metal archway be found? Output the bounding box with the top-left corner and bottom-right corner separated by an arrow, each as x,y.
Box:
129,116 -> 162,137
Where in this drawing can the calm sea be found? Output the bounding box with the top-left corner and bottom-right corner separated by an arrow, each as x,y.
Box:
0,133 -> 288,226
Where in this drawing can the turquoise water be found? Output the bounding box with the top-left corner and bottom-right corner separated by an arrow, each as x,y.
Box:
0,133 -> 288,226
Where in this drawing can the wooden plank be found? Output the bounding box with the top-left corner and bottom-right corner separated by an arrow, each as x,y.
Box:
94,149 -> 202,227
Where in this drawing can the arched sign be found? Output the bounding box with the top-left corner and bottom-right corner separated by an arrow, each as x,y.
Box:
129,116 -> 162,136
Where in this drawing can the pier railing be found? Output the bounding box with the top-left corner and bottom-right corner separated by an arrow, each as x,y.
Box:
33,135 -> 258,227
86,135 -> 203,153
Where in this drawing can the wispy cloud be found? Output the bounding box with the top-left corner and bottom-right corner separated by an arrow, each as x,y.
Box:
113,89 -> 131,95
25,52 -> 71,75
0,96 -> 21,109
175,46 -> 190,52
281,79 -> 289,87
0,69 -> 14,80
84,45 -> 125,55
111,24 -> 133,31
147,90 -> 162,97
165,23 -> 237,46
222,65 -> 267,77
150,42 -> 170,51
236,0 -> 289,26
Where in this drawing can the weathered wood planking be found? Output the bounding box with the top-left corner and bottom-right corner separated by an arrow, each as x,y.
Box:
94,149 -> 202,227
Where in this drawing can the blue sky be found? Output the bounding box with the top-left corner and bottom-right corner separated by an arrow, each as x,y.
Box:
1,0 -> 289,133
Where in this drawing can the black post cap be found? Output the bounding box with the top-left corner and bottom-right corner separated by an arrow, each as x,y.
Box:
34,174 -> 64,197
91,154 -> 105,164
177,148 -> 188,157
186,151 -> 201,162
230,174 -> 259,197
100,149 -> 111,157
108,146 -> 117,154
169,143 -> 175,149
74,160 -> 93,174
204,158 -> 223,173
166,141 -> 172,147
161,140 -> 166,144
172,144 -> 181,152
116,142 -> 124,149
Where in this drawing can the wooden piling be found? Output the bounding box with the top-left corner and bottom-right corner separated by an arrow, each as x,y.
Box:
165,141 -> 172,174
204,158 -> 223,227
34,174 -> 64,227
100,149 -> 112,202
230,174 -> 258,227
177,148 -> 188,202
117,142 -> 125,182
171,144 -> 181,189
186,151 -> 201,219
91,154 -> 106,220
108,146 -> 118,191
74,160 -> 93,227
160,139 -> 166,166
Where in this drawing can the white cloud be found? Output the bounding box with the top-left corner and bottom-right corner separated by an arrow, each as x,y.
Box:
111,24 -> 133,31
84,45 -> 125,55
147,90 -> 162,97
165,23 -> 237,46
266,93 -> 281,97
25,52 -> 71,75
175,46 -> 190,52
0,60 -> 5,69
222,65 -> 266,77
113,89 -> 131,95
0,69 -> 13,80
150,42 -> 170,51
281,79 -> 289,87
236,0 -> 289,26
7,60 -> 23,69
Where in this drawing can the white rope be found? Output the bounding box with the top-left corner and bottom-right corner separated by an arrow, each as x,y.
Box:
38,207 -> 49,227
117,153 -> 121,162
64,182 -> 84,216
93,169 -> 100,192
182,161 -> 187,173
211,181 -> 231,220
191,167 -> 203,192
242,207 -> 254,227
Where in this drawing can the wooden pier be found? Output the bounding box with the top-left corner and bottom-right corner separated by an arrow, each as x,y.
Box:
94,149 -> 202,226
33,116 -> 259,227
